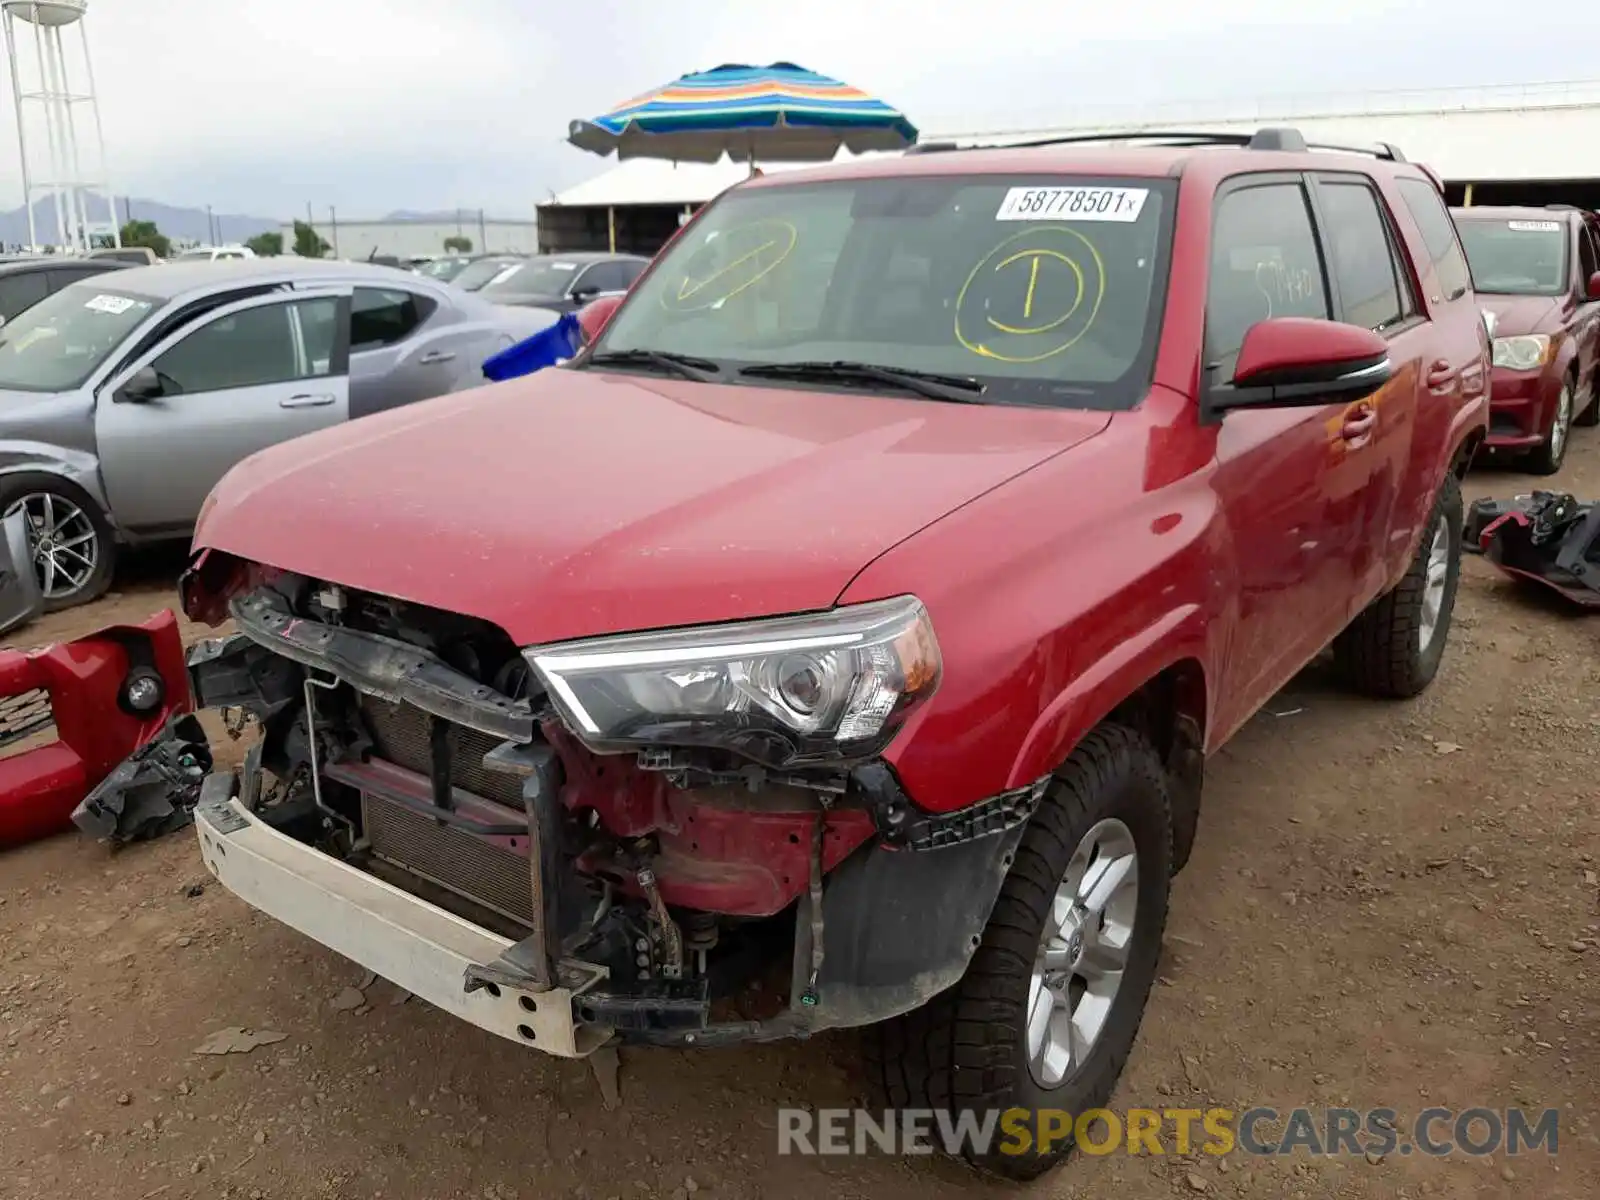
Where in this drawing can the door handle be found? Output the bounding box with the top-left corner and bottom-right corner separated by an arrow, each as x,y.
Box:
418,350 -> 456,365
1426,359 -> 1458,392
1341,403 -> 1377,446
280,393 -> 335,408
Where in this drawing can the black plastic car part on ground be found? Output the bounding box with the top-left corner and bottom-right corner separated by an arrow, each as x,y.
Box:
1465,491 -> 1600,609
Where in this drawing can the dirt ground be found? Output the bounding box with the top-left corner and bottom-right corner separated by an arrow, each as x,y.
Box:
3,438 -> 1600,1200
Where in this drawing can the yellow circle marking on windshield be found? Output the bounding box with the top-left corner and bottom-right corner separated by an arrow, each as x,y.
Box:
663,219 -> 798,312
955,226 -> 1106,363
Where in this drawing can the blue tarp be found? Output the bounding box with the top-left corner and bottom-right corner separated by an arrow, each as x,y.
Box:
481,312 -> 582,383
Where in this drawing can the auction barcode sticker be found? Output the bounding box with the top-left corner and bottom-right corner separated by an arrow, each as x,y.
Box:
996,186 -> 1149,222
1507,220 -> 1561,232
84,294 -> 138,315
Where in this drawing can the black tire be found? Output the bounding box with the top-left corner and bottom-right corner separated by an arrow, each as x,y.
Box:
867,724 -> 1172,1181
0,472 -> 117,613
1526,377 -> 1575,475
1576,373 -> 1600,427
1333,473 -> 1462,699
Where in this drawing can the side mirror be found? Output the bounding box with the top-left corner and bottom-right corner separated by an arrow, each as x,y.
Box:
1586,270 -> 1600,301
1209,317 -> 1392,415
570,285 -> 600,304
117,365 -> 164,403
576,294 -> 624,347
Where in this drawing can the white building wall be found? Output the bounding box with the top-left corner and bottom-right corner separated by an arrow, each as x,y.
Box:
276,219 -> 540,260
932,81 -> 1600,183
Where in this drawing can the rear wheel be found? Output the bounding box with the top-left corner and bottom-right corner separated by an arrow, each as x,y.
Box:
868,724 -> 1172,1180
1527,379 -> 1575,475
1333,473 -> 1462,699
0,473 -> 116,613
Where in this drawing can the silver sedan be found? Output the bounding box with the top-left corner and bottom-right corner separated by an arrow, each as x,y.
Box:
0,258 -> 540,612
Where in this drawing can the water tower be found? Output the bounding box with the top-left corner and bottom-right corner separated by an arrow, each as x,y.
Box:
1,0 -> 119,253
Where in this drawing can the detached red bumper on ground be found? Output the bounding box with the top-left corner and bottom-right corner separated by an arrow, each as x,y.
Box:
0,608 -> 192,850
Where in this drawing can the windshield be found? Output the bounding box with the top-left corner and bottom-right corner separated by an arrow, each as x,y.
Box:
592,174 -> 1175,408
0,281 -> 159,392
1456,218 -> 1569,296
479,258 -> 582,298
452,258 -> 522,291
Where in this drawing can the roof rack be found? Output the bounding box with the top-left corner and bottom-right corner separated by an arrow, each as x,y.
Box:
907,126 -> 1406,162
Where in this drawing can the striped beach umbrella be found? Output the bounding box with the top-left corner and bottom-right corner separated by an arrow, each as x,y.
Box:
567,62 -> 918,164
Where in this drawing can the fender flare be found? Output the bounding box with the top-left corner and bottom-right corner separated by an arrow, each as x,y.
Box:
0,441 -> 113,524
1006,603 -> 1211,790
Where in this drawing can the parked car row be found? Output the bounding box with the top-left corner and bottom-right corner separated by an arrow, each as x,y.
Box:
1449,202 -> 1600,473
418,250 -> 649,318
0,257 -> 541,611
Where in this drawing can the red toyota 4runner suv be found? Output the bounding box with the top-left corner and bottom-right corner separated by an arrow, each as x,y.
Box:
179,128 -> 1488,1178
1450,203 -> 1600,473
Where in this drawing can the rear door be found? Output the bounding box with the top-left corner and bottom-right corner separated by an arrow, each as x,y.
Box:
345,284 -> 482,417
1305,171 -> 1426,613
1206,173 -> 1380,731
94,287 -> 351,536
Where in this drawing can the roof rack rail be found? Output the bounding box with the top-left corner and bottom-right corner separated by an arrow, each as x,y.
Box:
909,126 -> 1406,162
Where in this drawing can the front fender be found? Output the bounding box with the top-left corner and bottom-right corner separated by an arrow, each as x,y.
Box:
1006,604 -> 1209,789
0,440 -> 110,513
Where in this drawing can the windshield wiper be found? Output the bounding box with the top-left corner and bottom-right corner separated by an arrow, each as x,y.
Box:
738,360 -> 987,403
584,348 -> 721,383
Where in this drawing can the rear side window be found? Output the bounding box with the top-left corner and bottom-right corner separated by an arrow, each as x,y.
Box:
1206,180 -> 1330,376
0,271 -> 51,320
1578,222 -> 1599,289
1315,179 -> 1405,333
1396,178 -> 1471,302
350,287 -> 436,352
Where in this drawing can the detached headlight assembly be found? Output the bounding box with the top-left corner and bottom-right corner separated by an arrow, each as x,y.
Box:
524,595 -> 941,767
1492,334 -> 1551,371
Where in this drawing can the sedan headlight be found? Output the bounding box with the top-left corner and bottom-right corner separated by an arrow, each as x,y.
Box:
524,595 -> 941,767
1492,334 -> 1551,371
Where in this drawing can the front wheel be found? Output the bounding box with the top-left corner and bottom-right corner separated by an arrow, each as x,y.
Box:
1526,379 -> 1575,475
1333,473 -> 1462,699
868,723 -> 1172,1180
0,473 -> 117,613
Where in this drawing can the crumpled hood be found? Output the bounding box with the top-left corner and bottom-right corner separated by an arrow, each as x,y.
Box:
1479,293 -> 1565,337
194,369 -> 1110,645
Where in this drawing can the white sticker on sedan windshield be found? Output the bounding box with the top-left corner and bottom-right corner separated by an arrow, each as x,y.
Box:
996,186 -> 1149,222
551,262 -> 577,271
1507,220 -> 1561,232
84,294 -> 138,315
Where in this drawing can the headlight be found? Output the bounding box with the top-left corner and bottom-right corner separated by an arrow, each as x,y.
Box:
524,595 -> 941,767
1492,334 -> 1551,371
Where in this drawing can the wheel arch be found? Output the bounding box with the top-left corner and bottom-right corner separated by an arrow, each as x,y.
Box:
1006,608 -> 1211,873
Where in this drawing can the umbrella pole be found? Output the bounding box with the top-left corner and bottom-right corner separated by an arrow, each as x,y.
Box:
607,206 -> 616,253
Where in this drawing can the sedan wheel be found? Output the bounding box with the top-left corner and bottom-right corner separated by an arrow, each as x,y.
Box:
0,479 -> 116,612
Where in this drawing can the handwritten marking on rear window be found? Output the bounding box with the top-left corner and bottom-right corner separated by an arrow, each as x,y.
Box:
995,186 -> 1149,223
1507,221 -> 1561,232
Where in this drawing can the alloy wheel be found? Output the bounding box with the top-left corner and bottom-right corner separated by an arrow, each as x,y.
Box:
1026,817 -> 1140,1088
9,492 -> 100,602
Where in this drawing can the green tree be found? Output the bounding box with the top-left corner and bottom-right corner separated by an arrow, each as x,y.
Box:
246,231 -> 283,257
120,218 -> 170,259
292,220 -> 330,258
443,234 -> 472,253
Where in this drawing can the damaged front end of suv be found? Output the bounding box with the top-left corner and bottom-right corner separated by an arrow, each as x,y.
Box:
179,552 -> 1042,1057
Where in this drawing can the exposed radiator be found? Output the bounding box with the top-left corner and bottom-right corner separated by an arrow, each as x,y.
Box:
359,695 -> 523,807
355,695 -> 533,928
361,790 -> 535,928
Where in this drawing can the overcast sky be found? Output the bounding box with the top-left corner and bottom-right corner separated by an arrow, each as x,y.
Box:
0,0 -> 1590,220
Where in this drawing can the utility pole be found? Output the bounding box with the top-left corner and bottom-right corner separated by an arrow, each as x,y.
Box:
206,204 -> 215,245
329,206 -> 339,258
478,208 -> 487,253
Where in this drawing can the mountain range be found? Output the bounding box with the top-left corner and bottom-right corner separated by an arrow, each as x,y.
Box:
0,198 -> 522,248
